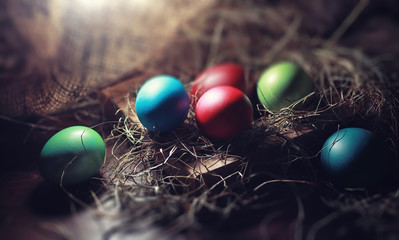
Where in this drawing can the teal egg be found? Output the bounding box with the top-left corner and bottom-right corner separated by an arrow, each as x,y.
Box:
39,126 -> 105,186
135,75 -> 190,133
321,127 -> 387,188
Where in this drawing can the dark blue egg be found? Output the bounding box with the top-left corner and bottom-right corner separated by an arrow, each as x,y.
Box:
321,127 -> 387,188
135,75 -> 190,133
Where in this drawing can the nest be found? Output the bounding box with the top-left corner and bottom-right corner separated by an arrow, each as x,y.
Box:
62,1 -> 399,239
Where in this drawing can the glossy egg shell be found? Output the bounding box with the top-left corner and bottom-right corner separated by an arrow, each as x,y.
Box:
135,75 -> 190,133
190,63 -> 248,106
195,86 -> 253,140
257,61 -> 313,112
39,126 -> 105,186
321,127 -> 387,188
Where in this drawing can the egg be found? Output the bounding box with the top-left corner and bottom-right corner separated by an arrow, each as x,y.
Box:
135,75 -> 190,133
39,126 -> 105,186
190,63 -> 248,106
320,127 -> 387,188
195,86 -> 253,140
256,61 -> 314,112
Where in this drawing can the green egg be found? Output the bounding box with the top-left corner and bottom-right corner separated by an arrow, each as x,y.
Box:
256,61 -> 314,112
39,126 -> 105,186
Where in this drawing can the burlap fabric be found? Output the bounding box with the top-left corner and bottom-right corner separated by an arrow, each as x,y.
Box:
1,0 -> 398,118
0,0 -> 213,117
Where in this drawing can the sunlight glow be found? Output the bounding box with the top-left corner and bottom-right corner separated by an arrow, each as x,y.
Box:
75,0 -> 153,12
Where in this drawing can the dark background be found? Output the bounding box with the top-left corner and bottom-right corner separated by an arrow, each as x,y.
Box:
1,0 -> 399,239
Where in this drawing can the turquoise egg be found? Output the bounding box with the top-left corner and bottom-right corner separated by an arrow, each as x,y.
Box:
135,75 -> 190,133
39,126 -> 105,186
321,127 -> 387,188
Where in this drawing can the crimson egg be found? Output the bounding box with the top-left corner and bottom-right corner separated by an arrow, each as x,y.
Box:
190,63 -> 248,106
195,86 -> 253,140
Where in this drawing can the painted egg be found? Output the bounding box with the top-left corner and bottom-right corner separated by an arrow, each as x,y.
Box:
195,86 -> 253,140
321,127 -> 387,188
135,75 -> 190,133
39,126 -> 105,186
190,63 -> 248,106
256,61 -> 314,112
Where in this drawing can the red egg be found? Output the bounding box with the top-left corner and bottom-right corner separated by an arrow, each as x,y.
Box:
190,63 -> 248,106
195,86 -> 253,140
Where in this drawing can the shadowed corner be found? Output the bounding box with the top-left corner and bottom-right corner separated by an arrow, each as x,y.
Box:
27,173 -> 106,218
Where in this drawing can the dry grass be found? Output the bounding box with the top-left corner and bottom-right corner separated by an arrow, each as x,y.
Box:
92,1 -> 399,239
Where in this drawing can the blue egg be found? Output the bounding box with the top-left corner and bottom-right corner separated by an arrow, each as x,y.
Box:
135,75 -> 190,133
321,127 -> 387,188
